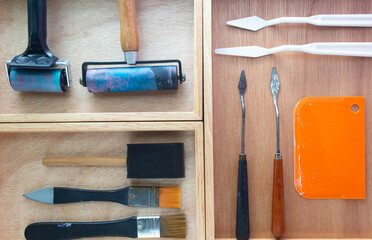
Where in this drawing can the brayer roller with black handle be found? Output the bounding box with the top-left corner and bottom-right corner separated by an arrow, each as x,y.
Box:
43,143 -> 185,178
79,0 -> 185,93
5,0 -> 71,92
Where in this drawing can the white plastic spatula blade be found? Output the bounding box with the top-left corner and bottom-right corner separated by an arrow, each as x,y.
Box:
227,14 -> 372,31
227,16 -> 267,31
215,42 -> 372,58
215,46 -> 271,58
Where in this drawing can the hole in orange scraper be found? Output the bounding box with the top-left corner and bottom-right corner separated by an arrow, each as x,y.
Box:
351,104 -> 359,112
294,97 -> 365,199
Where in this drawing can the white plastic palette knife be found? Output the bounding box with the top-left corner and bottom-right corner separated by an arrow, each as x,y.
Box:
215,42 -> 372,58
227,14 -> 372,31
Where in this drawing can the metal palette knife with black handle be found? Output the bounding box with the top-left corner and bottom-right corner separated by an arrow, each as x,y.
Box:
236,70 -> 249,239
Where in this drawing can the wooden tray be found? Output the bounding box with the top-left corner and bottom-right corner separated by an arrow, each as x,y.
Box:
0,122 -> 205,239
0,0 -> 202,122
204,0 -> 372,239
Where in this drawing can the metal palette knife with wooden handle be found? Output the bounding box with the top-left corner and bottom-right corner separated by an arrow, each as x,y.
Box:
79,0 -> 185,93
270,67 -> 285,239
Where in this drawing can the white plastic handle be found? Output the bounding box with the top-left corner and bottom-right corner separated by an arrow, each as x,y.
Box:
309,14 -> 372,27
303,42 -> 372,57
268,14 -> 372,27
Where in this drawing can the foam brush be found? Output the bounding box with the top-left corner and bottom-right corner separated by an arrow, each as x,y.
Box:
42,143 -> 185,179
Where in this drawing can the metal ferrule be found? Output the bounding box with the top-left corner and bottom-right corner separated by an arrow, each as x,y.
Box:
55,59 -> 71,87
128,187 -> 159,207
275,152 -> 282,159
4,60 -> 11,87
124,51 -> 138,65
137,216 -> 161,238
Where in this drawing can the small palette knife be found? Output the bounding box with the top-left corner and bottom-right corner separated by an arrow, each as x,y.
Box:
227,14 -> 372,31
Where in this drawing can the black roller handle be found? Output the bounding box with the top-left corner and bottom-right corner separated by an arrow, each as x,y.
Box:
236,155 -> 250,240
10,0 -> 58,68
53,187 -> 129,205
25,217 -> 138,240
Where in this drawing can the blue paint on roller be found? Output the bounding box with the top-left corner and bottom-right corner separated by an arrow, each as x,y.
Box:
85,65 -> 178,93
9,68 -> 66,92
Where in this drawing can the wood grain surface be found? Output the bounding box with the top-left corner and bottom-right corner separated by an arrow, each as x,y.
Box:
0,122 -> 205,239
0,0 -> 202,122
208,0 -> 372,238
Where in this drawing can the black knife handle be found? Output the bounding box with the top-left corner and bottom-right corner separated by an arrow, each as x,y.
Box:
25,217 -> 138,240
236,157 -> 250,240
53,187 -> 128,205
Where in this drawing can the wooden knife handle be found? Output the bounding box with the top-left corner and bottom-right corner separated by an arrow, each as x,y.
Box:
118,0 -> 139,52
271,158 -> 285,239
43,157 -> 127,166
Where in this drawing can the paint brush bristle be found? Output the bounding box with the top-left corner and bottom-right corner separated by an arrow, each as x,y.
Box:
159,187 -> 181,208
160,214 -> 186,238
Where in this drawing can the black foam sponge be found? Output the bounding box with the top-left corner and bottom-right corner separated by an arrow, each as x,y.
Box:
126,143 -> 185,178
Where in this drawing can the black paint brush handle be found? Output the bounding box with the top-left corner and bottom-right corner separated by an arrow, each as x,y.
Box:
53,187 -> 128,205
25,217 -> 138,240
236,155 -> 250,240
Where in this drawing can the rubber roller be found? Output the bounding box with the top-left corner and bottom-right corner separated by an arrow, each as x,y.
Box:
5,0 -> 71,93
80,0 -> 185,93
85,65 -> 177,93
9,69 -> 67,92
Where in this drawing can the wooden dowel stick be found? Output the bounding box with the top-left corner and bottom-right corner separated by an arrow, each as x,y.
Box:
43,157 -> 127,166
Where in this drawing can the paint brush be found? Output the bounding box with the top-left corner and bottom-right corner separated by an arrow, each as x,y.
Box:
24,186 -> 181,208
25,214 -> 186,239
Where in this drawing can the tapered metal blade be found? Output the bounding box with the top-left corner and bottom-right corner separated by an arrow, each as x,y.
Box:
271,67 -> 280,95
238,70 -> 247,95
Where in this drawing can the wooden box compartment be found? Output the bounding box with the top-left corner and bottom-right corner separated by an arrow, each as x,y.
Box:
204,0 -> 372,239
0,122 -> 205,239
0,0 -> 202,122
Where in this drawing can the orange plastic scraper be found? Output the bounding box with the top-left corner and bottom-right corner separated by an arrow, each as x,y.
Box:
294,97 -> 365,199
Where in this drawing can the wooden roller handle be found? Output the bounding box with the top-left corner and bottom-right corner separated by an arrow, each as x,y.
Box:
118,0 -> 139,52
271,158 -> 285,239
43,157 -> 127,166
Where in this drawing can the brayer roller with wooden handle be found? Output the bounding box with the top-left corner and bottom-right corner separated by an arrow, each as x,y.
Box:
43,143 -> 185,178
79,0 -> 185,93
5,0 -> 71,92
